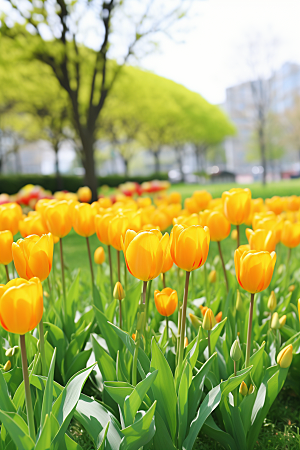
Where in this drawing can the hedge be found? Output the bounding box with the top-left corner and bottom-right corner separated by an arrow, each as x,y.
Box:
0,173 -> 169,195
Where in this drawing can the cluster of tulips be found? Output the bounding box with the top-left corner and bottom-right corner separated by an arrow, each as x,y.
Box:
0,185 -> 299,450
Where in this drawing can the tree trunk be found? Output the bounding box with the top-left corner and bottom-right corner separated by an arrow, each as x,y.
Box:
259,124 -> 267,185
195,146 -> 202,172
14,145 -> 22,173
175,146 -> 184,180
153,150 -> 161,174
123,158 -> 129,177
82,135 -> 98,201
54,143 -> 63,191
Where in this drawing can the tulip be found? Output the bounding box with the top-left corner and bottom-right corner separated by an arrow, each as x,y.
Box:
235,246 -> 276,368
230,339 -> 242,362
277,344 -> 293,368
95,212 -> 114,293
154,287 -> 178,317
192,190 -> 212,210
222,188 -> 251,247
168,192 -> 182,204
137,197 -> 152,208
281,220 -> 300,248
199,305 -> 208,317
94,247 -> 105,265
265,196 -> 284,215
248,384 -> 254,395
0,230 -> 13,282
3,360 -> 11,372
19,212 -> 49,238
109,214 -> 129,252
151,209 -> 171,231
239,381 -> 248,396
44,200 -> 72,238
189,313 -> 202,329
12,233 -> 53,282
271,312 -> 280,330
73,203 -> 96,237
298,298 -> 300,322
173,213 -> 200,226
246,228 -> 276,252
231,229 -> 238,240
289,284 -> 295,292
200,210 -> 231,242
215,311 -> 222,323
288,195 -> 300,211
122,229 -> 169,282
253,213 -> 283,243
184,337 -> 189,348
203,308 -> 216,331
98,197 -> 113,209
279,315 -> 286,328
0,203 -> 23,236
267,291 -> 276,312
77,186 -> 92,203
234,247 -> 276,294
114,281 -> 125,329
208,270 -> 217,284
184,197 -> 200,214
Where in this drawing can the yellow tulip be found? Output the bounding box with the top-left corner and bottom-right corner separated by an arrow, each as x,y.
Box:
287,195 -> 300,211
170,224 -> 210,272
173,213 -> 200,226
271,312 -> 280,330
298,298 -> 300,322
154,287 -> 178,317
253,212 -> 283,243
98,197 -> 113,209
0,230 -> 13,265
94,247 -> 105,265
222,188 -> 251,225
12,233 -> 53,282
19,212 -> 48,238
189,313 -> 202,329
151,209 -> 171,231
122,229 -> 169,281
0,277 -> 43,335
3,360 -> 11,372
109,214 -> 129,251
192,190 -> 212,210
73,203 -> 97,237
95,213 -> 114,245
279,315 -> 286,328
161,243 -> 173,273
200,210 -> 231,241
203,308 -> 216,330
239,381 -> 248,396
281,220 -> 300,248
208,270 -> 217,283
234,247 -> 276,294
0,203 -> 23,236
267,291 -> 276,311
246,228 -> 277,252
77,186 -> 92,203
137,197 -> 152,208
184,197 -> 200,214
231,229 -> 238,240
44,201 -> 72,238
245,198 -> 265,225
277,344 -> 293,368
265,196 -> 284,215
168,192 -> 182,204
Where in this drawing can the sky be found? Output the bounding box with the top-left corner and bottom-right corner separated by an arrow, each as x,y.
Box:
140,0 -> 300,105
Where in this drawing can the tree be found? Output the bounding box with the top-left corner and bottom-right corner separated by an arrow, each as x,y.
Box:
282,94 -> 300,164
1,1 -> 191,199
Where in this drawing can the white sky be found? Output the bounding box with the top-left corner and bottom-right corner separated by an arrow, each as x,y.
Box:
140,0 -> 300,104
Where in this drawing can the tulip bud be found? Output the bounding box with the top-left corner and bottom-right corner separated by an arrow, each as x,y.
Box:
298,298 -> 300,322
208,270 -> 217,284
113,282 -> 125,301
277,264 -> 285,275
3,360 -> 11,372
184,337 -> 189,348
230,339 -> 242,361
248,384 -> 254,395
94,247 -> 105,265
271,312 -> 280,330
267,291 -> 276,312
213,255 -> 220,266
277,344 -> 293,368
44,291 -> 50,298
132,333 -> 136,341
215,311 -> 222,323
279,315 -> 286,328
189,313 -> 202,329
239,381 -> 248,396
203,308 -> 216,331
231,229 -> 238,240
288,285 -> 295,292
5,346 -> 19,357
236,290 -> 243,312
199,305 -> 208,317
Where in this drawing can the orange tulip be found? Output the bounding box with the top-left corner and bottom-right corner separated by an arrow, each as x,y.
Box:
266,196 -> 284,215
0,230 -> 13,265
234,246 -> 276,293
0,277 -> 43,335
154,287 -> 178,316
94,247 -> 105,265
192,190 -> 212,210
222,188 -> 251,225
73,203 -> 97,237
170,224 -> 210,272
77,186 -> 92,203
0,203 -> 22,236
161,243 -> 173,273
281,220 -> 300,248
109,214 -> 129,251
44,201 -> 72,238
95,213 -> 114,245
246,228 -> 277,252
199,210 -> 231,241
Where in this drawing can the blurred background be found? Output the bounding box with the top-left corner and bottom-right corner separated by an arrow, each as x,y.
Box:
1,0 -> 300,198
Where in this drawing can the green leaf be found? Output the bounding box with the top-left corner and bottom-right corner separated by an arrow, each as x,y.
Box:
64,322 -> 93,372
210,317 -> 227,353
0,410 -> 35,450
0,369 -> 16,412
92,335 -> 116,382
124,371 -> 158,426
43,322 -> 67,376
188,352 -> 217,425
109,323 -> 150,379
93,284 -> 104,312
41,348 -> 56,428
153,411 -> 177,450
96,421 -> 110,450
93,306 -> 118,359
177,360 -> 192,448
51,364 -> 95,446
202,416 -> 238,450
221,366 -> 253,399
247,342 -> 266,388
123,281 -> 142,331
183,384 -> 222,450
150,338 -> 177,441
119,401 -> 156,450
75,394 -> 122,450
64,348 -> 92,382
35,413 -> 51,450
64,433 -> 84,450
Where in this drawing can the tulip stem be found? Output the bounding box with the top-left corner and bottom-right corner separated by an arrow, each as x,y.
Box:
234,360 -> 238,407
207,330 -> 211,358
166,316 -> 169,339
38,320 -> 47,376
5,265 -> 10,283
119,299 -> 122,329
236,225 -> 240,248
178,271 -> 190,367
246,293 -> 255,368
117,250 -> 121,283
108,245 -> 114,295
132,331 -> 140,386
86,237 -> 94,286
145,280 -> 152,328
20,334 -> 36,442
59,239 -> 66,321
162,272 -> 166,289
217,241 -> 229,293
285,248 -> 292,288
